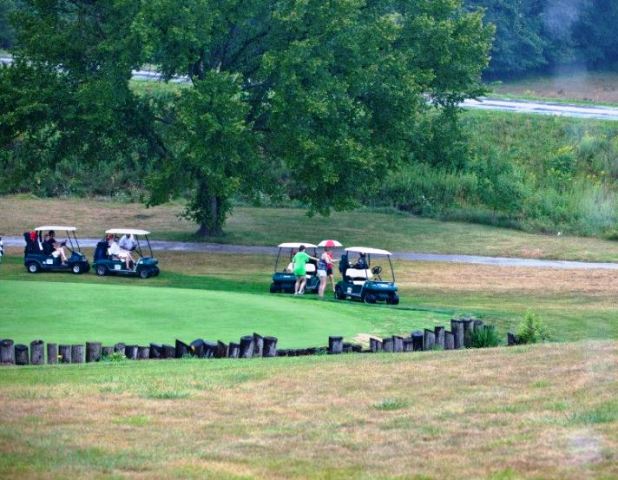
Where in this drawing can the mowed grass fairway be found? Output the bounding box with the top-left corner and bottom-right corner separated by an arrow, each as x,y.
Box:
0,279 -> 451,347
0,342 -> 616,479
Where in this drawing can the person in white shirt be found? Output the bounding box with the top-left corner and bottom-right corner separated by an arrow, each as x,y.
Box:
108,235 -> 134,269
119,233 -> 138,251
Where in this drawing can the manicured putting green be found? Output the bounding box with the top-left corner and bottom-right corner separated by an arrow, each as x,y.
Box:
0,280 -> 451,347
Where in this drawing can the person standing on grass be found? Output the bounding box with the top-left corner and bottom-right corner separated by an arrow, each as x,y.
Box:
293,245 -> 317,295
318,247 -> 339,298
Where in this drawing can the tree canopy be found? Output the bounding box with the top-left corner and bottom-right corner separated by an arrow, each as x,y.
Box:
2,0 -> 493,235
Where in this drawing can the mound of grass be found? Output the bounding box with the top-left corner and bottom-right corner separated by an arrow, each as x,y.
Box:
0,280 -> 451,347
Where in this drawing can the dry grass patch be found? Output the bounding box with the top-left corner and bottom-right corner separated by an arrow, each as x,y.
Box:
0,342 -> 616,479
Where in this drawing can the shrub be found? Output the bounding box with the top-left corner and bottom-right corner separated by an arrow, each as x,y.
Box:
517,311 -> 550,344
471,325 -> 501,348
102,351 -> 126,362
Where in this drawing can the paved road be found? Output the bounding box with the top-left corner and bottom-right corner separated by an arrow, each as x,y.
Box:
3,236 -> 618,270
3,55 -> 618,121
461,98 -> 618,121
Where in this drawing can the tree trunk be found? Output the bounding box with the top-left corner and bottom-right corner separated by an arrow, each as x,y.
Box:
15,344 -> 29,365
125,345 -> 138,360
392,336 -> 404,352
445,331 -> 455,350
370,338 -> 382,352
228,342 -> 240,358
263,336 -> 278,357
175,339 -> 191,358
328,336 -> 343,354
138,346 -> 150,360
162,344 -> 175,359
451,320 -> 464,349
412,331 -> 424,351
190,339 -> 206,358
434,326 -> 445,349
1,339 -> 15,364
30,340 -> 44,365
239,336 -> 254,358
59,345 -> 71,363
424,329 -> 436,350
253,333 -> 264,357
71,345 -> 84,363
149,344 -> 162,359
216,341 -> 228,358
204,340 -> 218,358
86,342 -> 102,363
47,343 -> 58,364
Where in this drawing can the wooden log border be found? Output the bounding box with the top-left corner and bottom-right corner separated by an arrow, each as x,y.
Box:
2,318 -> 507,366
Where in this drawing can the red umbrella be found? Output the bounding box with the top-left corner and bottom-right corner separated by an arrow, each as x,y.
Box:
318,239 -> 342,248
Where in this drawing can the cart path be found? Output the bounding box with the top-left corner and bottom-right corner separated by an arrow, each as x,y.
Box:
3,236 -> 618,270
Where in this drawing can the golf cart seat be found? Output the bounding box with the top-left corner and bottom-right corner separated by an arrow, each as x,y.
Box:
345,268 -> 373,285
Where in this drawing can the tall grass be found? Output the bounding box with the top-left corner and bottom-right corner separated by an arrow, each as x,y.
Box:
376,112 -> 618,238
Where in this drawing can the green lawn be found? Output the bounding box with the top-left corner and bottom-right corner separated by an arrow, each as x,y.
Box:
0,279 -> 451,348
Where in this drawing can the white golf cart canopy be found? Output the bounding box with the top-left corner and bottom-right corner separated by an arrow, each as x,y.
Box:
35,226 -> 77,232
345,246 -> 392,256
277,242 -> 317,249
105,228 -> 151,236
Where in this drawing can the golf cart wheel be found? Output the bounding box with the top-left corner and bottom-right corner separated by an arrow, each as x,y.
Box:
269,283 -> 278,294
387,295 -> 400,305
139,269 -> 150,279
72,264 -> 82,274
27,262 -> 40,274
364,293 -> 377,304
95,265 -> 107,276
334,285 -> 346,300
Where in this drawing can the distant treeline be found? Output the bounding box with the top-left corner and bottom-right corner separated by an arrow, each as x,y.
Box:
2,0 -> 616,78
466,0 -> 618,78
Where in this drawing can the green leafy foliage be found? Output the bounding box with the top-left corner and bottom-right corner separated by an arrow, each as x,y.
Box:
517,311 -> 550,344
471,325 -> 501,348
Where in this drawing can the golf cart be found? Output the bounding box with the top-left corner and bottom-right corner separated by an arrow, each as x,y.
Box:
335,246 -> 399,304
23,226 -> 90,274
92,228 -> 160,279
270,242 -> 319,294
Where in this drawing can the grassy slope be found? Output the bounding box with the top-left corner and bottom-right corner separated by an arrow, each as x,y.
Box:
2,251 -> 617,343
0,278 -> 451,347
4,195 -> 618,261
0,342 -> 615,479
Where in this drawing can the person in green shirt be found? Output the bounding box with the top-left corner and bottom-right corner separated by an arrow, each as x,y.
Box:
292,245 -> 318,295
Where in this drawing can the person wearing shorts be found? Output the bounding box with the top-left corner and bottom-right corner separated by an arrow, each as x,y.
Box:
292,245 -> 317,295
318,247 -> 338,298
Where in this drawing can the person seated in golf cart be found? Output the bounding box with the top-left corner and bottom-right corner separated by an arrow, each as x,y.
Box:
119,233 -> 138,251
108,234 -> 135,270
45,230 -> 68,263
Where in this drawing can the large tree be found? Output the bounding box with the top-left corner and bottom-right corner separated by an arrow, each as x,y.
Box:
1,0 -> 162,195
141,0 -> 493,234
